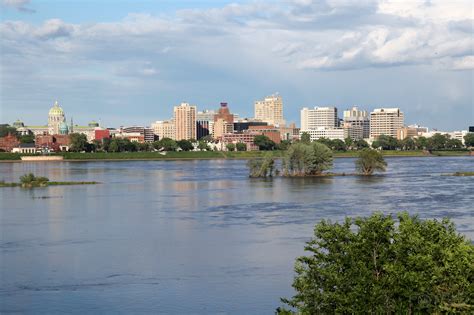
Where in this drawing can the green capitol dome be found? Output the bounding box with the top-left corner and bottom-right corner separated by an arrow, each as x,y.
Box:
49,101 -> 65,116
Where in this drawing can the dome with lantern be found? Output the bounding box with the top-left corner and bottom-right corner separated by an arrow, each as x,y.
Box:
58,121 -> 69,135
49,101 -> 65,117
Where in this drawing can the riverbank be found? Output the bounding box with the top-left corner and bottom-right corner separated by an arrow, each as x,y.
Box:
0,150 -> 470,162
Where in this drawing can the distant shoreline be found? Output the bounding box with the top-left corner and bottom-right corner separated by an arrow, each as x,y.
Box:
0,150 -> 470,163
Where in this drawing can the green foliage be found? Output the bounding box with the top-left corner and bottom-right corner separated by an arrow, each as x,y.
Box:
19,134 -> 35,144
247,152 -> 275,177
415,136 -> 428,150
300,132 -> 311,144
354,139 -> 369,150
279,212 -> 474,314
198,140 -> 210,151
331,139 -> 347,151
356,148 -> 387,175
372,135 -> 400,150
226,143 -> 236,152
69,133 -> 89,152
107,138 -> 137,152
344,137 -> 353,148
427,133 -> 448,150
154,138 -> 178,151
400,137 -> 416,150
177,139 -> 194,151
282,142 -> 333,176
19,173 -> 49,187
277,140 -> 291,151
464,133 -> 474,147
254,135 -> 276,151
446,138 -> 463,149
0,125 -> 18,137
236,142 -> 247,151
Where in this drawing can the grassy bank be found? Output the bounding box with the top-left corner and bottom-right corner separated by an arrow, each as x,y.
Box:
0,150 -> 470,162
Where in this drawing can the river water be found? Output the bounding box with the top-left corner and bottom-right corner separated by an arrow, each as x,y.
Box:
1,157 -> 473,313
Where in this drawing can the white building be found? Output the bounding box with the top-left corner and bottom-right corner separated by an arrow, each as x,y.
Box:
254,94 -> 285,127
420,130 -> 469,144
370,108 -> 404,138
301,107 -> 338,130
300,127 -> 345,142
343,107 -> 369,139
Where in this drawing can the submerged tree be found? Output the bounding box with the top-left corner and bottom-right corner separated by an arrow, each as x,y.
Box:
19,173 -> 49,188
247,153 -> 275,178
282,142 -> 333,176
355,148 -> 387,175
278,212 -> 474,314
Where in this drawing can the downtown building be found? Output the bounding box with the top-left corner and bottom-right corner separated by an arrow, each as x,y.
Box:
196,110 -> 216,140
343,106 -> 370,140
152,120 -> 175,140
174,103 -> 196,140
213,102 -> 235,138
300,106 -> 343,141
370,108 -> 404,138
254,94 -> 285,127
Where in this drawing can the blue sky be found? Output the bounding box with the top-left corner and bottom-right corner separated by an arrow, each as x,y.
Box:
1,0 -> 473,130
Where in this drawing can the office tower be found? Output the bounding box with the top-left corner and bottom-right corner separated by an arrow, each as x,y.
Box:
254,94 -> 285,126
343,106 -> 370,139
370,108 -> 404,138
174,103 -> 196,140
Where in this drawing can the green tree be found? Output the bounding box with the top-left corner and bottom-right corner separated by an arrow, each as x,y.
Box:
354,139 -> 369,150
155,138 -> 178,151
401,137 -> 416,150
69,133 -> 88,152
464,133 -> 474,147
372,135 -> 399,150
415,136 -> 428,150
446,138 -> 463,149
247,152 -> 275,178
236,142 -> 247,151
282,142 -> 333,176
344,137 -> 353,149
331,139 -> 346,151
254,135 -> 276,151
226,143 -> 236,151
279,212 -> 474,314
19,134 -> 35,144
177,139 -> 194,151
0,125 -> 17,137
277,140 -> 291,151
198,140 -> 210,151
427,133 -> 448,150
300,132 -> 311,144
355,148 -> 387,175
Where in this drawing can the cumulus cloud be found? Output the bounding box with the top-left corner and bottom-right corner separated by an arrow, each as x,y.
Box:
1,0 -> 34,12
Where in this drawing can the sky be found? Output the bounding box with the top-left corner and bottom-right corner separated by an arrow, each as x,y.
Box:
1,0 -> 473,130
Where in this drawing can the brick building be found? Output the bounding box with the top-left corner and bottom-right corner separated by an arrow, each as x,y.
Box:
0,134 -> 20,152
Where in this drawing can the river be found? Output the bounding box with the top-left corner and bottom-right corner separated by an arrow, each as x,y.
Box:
1,157 -> 473,313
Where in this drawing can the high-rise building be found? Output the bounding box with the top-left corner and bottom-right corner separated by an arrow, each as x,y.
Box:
254,94 -> 285,127
300,107 -> 338,130
343,107 -> 369,139
174,103 -> 196,140
370,108 -> 404,138
152,120 -> 175,140
196,109 -> 216,139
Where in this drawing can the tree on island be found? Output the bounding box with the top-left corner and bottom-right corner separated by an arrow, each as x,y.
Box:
278,212 -> 474,314
19,173 -> 49,188
247,152 -> 275,178
355,148 -> 387,175
300,132 -> 311,145
282,142 -> 333,176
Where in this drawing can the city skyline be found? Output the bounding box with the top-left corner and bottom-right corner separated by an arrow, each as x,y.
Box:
1,0 -> 473,129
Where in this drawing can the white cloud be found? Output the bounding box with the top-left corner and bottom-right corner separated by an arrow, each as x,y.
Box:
1,0 -> 34,12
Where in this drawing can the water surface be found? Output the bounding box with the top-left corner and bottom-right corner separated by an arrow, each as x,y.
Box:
1,157 -> 473,313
